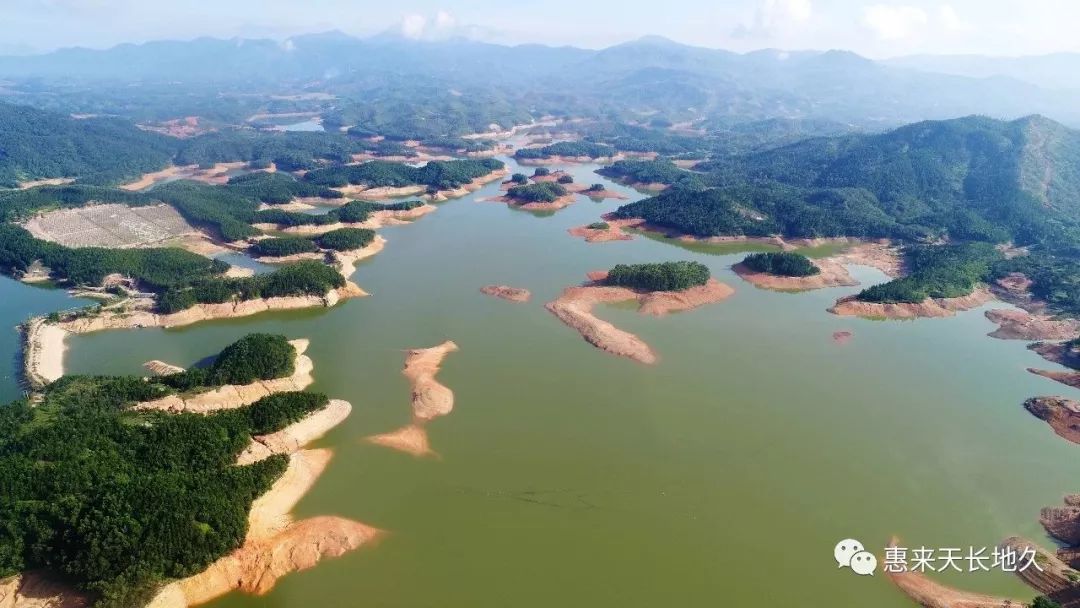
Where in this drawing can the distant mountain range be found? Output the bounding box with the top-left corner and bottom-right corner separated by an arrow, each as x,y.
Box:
2,34 -> 1080,127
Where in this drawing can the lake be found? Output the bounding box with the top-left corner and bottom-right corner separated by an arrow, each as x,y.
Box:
3,156 -> 1078,607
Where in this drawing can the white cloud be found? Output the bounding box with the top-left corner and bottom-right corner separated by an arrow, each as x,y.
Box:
400,14 -> 427,39
435,10 -> 456,30
862,4 -> 928,41
786,0 -> 812,22
732,0 -> 813,39
938,4 -> 972,32
397,10 -> 479,41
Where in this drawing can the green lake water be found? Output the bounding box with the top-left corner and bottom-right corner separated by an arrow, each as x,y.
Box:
4,156 -> 1080,607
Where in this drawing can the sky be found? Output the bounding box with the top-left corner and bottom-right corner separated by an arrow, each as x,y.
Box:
3,0 -> 1079,58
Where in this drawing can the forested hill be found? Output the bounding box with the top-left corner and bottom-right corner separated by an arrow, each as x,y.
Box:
0,103 -> 174,187
690,114 -> 1080,243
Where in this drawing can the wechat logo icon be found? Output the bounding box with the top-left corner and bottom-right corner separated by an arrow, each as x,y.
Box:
835,539 -> 877,576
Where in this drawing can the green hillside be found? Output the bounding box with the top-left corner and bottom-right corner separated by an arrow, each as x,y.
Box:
0,103 -> 174,187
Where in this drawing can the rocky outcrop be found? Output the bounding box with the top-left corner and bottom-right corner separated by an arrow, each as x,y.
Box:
986,309 -> 1080,340
479,285 -> 531,303
1000,536 -> 1080,602
1030,369 -> 1080,390
1041,499 -> 1080,546
136,340 -> 314,414
829,288 -> 994,320
1025,396 -> 1080,445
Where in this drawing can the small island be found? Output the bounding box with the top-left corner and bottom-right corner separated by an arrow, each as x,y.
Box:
546,262 -> 735,364
733,251 -> 858,291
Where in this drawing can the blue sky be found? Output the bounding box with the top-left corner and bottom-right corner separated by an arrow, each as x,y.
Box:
5,0 -> 1078,57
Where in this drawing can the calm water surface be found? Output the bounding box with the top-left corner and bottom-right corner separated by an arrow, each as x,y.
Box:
4,157 -> 1079,607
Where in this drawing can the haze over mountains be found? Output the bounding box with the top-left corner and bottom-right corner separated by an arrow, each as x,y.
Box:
2,33 -> 1080,127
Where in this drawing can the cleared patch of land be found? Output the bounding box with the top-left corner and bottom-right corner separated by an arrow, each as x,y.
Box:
22,203 -> 197,248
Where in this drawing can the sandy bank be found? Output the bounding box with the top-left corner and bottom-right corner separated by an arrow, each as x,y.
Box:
480,285 -> 531,303
887,546 -> 1023,608
828,287 -> 994,320
252,251 -> 326,265
237,399 -> 352,465
515,154 -> 624,165
333,235 -> 385,278
0,571 -> 87,608
404,341 -> 459,421
826,242 -> 904,277
567,220 -> 635,243
148,450 -> 382,608
367,341 -> 459,457
21,318 -> 68,389
427,169 -> 509,202
57,283 -> 364,335
545,271 -> 734,364
985,308 -> 1080,341
120,163 -> 245,192
732,259 -> 858,292
16,177 -> 75,190
367,424 -> 433,458
136,339 -> 314,414
581,188 -> 627,200
1025,396 -> 1080,446
144,360 -> 186,376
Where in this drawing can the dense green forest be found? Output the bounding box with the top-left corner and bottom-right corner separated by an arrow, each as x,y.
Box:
253,200 -> 423,229
607,115 -> 1080,313
249,236 -> 320,258
597,160 -> 705,189
0,103 -> 175,187
157,260 -> 345,313
741,252 -> 820,277
224,171 -> 340,204
0,334 -> 331,606
515,141 -> 615,160
315,228 -> 375,251
0,223 -> 228,290
604,261 -> 710,291
506,182 -> 567,203
857,243 -> 1000,303
174,130 -> 360,171
303,158 -> 504,190
156,333 -> 297,391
